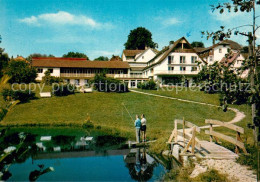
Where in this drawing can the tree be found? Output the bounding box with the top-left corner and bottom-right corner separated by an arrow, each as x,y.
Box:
191,41 -> 205,48
6,60 -> 37,84
62,52 -> 89,59
201,0 -> 260,160
124,27 -> 158,50
94,56 -> 109,61
0,48 -> 9,78
26,53 -> 55,63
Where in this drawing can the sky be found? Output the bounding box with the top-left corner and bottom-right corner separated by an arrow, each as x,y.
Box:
0,0 -> 258,60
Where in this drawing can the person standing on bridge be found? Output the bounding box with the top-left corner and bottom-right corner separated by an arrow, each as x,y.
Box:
141,114 -> 147,142
135,115 -> 141,143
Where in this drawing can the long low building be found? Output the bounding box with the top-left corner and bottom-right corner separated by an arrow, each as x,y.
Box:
32,37 -> 247,88
32,57 -> 149,87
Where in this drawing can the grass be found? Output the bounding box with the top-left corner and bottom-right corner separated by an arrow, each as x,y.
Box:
1,90 -> 236,140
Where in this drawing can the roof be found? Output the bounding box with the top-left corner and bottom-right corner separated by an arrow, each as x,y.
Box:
32,57 -> 130,69
144,37 -> 206,70
220,52 -> 240,67
197,39 -> 243,54
122,50 -> 145,57
194,47 -> 207,52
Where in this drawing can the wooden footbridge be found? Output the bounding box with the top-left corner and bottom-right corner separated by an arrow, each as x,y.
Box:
167,118 -> 247,160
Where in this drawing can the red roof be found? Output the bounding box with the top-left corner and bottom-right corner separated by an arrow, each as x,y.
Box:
32,57 -> 130,69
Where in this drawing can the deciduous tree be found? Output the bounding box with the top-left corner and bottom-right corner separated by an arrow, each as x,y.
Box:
124,27 -> 158,50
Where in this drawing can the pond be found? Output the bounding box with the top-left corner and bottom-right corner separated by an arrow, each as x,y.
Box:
0,127 -> 167,181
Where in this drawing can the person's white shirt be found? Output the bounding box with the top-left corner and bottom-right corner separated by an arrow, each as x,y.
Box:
141,118 -> 146,126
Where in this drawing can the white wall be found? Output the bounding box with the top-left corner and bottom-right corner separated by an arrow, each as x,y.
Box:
153,52 -> 201,74
36,68 -> 60,81
135,49 -> 156,63
213,45 -> 230,62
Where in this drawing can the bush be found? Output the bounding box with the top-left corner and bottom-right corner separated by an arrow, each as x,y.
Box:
52,84 -> 75,96
91,73 -> 128,92
2,88 -> 35,103
82,121 -> 94,129
42,71 -> 62,85
137,80 -> 157,90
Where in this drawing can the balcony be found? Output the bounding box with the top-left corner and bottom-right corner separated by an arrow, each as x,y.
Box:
60,73 -> 148,79
154,70 -> 199,75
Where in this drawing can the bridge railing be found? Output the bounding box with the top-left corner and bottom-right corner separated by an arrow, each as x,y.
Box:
204,119 -> 247,154
167,119 -> 201,154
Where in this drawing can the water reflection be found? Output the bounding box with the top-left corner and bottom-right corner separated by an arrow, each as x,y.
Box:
0,130 -> 165,181
124,147 -> 157,181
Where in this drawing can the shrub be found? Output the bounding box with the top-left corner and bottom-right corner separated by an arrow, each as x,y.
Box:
2,88 -> 35,103
137,80 -> 157,90
82,121 -> 94,129
52,84 -> 75,96
91,73 -> 128,92
42,71 -> 62,85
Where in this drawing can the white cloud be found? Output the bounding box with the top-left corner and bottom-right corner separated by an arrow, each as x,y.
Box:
19,11 -> 111,28
162,17 -> 181,26
154,16 -> 181,27
19,16 -> 39,25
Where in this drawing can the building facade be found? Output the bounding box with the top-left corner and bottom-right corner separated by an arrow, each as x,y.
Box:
32,37 -> 247,88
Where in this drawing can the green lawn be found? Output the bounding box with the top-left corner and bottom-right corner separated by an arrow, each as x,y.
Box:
1,89 -> 237,140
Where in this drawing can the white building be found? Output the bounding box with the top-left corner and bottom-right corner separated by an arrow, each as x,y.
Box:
142,37 -> 206,86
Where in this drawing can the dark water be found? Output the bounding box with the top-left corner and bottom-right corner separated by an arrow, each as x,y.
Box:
0,128 -> 166,181
8,149 -> 165,181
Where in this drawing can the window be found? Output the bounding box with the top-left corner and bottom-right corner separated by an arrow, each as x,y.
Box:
142,56 -> 144,59
180,67 -> 186,71
84,79 -> 88,85
191,67 -> 198,71
219,48 -> 222,53
168,56 -> 174,64
191,56 -> 197,63
209,56 -> 213,62
37,68 -> 43,73
180,56 -> 186,63
131,80 -> 136,87
168,67 -> 174,71
75,79 -> 80,85
48,69 -> 53,73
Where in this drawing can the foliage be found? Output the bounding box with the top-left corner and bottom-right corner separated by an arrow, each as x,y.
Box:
5,60 -> 37,84
26,53 -> 55,63
52,84 -> 75,96
193,169 -> 228,182
137,80 -> 157,90
41,71 -> 62,85
0,108 -> 8,121
191,41 -> 205,48
94,56 -> 109,61
236,144 -> 257,170
2,88 -> 35,103
0,48 -> 9,78
201,0 -> 260,143
82,121 -> 94,129
62,51 -> 89,59
91,73 -> 128,92
197,62 -> 250,106
124,27 -> 158,50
